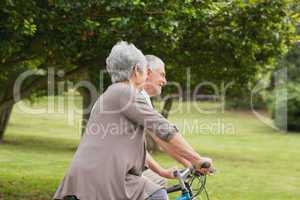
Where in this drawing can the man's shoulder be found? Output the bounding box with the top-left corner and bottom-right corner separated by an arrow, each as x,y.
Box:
140,89 -> 149,98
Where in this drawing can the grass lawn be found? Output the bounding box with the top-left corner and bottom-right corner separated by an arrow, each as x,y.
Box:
0,96 -> 300,200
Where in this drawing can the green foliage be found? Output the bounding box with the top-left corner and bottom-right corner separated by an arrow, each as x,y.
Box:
168,0 -> 296,91
0,0 -> 297,106
285,43 -> 300,82
23,19 -> 37,36
285,83 -> 300,131
226,92 -> 267,110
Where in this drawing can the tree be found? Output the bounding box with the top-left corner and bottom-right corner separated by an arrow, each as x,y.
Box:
0,0 -> 297,143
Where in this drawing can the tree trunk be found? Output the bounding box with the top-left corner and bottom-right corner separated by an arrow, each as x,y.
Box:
146,98 -> 174,152
0,104 -> 13,143
79,87 -> 93,136
77,71 -> 98,137
161,98 -> 173,119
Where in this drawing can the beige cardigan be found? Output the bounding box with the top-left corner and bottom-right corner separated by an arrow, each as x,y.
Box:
53,82 -> 178,200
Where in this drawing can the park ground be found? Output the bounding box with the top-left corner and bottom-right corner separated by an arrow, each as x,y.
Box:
0,96 -> 299,200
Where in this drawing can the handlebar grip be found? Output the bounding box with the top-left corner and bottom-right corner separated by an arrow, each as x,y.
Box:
193,161 -> 215,175
173,170 -> 178,177
200,161 -> 211,169
201,162 -> 216,174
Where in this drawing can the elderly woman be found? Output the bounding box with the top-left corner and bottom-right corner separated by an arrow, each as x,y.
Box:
53,41 -> 212,200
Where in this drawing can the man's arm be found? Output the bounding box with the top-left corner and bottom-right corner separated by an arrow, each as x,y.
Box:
167,134 -> 212,170
148,131 -> 212,170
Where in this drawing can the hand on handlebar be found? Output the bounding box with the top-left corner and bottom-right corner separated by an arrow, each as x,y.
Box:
193,157 -> 214,175
159,167 -> 177,179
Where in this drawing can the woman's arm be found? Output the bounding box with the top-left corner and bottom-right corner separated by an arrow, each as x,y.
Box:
145,152 -> 175,179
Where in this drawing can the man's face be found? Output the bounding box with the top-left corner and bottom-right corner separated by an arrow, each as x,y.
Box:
145,64 -> 167,97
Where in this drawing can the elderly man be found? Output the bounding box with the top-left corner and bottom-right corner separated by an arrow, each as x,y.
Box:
141,55 -> 173,188
142,55 -> 194,191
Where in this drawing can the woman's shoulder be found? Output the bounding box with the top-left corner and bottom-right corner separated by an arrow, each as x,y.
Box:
104,82 -> 143,103
109,82 -> 139,96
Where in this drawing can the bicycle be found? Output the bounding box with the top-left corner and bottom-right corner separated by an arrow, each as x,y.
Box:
166,162 -> 214,200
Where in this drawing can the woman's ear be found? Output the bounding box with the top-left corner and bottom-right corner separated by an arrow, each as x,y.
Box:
132,65 -> 139,77
147,68 -> 152,76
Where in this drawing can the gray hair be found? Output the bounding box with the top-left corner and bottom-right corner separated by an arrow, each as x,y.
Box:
145,55 -> 165,71
106,41 -> 147,83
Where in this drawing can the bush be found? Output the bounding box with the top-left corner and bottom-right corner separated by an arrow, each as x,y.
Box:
268,83 -> 300,132
285,84 -> 300,131
225,91 -> 268,110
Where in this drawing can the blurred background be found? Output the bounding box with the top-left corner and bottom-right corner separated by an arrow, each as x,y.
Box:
0,0 -> 299,199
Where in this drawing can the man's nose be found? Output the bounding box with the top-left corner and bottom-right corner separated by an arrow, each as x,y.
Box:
162,77 -> 167,86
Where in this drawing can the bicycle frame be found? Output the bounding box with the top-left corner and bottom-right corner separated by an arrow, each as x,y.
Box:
174,168 -> 193,200
176,191 -> 192,200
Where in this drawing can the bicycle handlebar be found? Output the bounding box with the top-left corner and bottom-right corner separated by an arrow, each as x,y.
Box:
172,161 -> 213,178
166,161 -> 214,199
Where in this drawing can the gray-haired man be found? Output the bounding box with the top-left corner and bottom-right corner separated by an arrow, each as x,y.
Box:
142,55 -> 203,169
141,55 -> 171,199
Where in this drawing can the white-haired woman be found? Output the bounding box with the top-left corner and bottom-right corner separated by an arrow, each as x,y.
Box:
53,41 -> 212,200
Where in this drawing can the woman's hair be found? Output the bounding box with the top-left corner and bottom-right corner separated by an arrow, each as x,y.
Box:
106,41 -> 147,83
